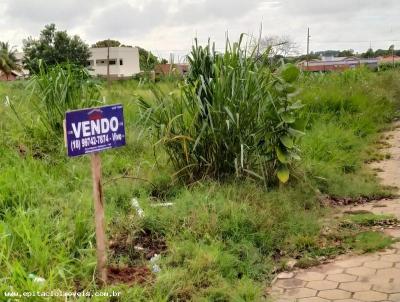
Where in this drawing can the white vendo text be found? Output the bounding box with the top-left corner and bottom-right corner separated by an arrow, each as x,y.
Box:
71,117 -> 119,138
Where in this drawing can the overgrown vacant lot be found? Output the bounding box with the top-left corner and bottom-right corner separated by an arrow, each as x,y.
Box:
1,68 -> 400,301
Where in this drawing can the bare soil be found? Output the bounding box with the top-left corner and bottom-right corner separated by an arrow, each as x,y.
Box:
107,265 -> 153,285
109,228 -> 167,261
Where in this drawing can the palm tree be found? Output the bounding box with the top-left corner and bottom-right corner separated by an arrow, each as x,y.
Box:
0,42 -> 20,80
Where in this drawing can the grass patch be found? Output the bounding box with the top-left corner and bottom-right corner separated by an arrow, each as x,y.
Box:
346,231 -> 394,253
140,39 -> 304,185
344,213 -> 397,226
299,68 -> 399,198
0,67 -> 400,300
295,257 -> 321,269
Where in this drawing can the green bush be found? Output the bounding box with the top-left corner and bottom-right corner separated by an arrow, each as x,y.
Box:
27,63 -> 101,135
140,36 -> 304,185
299,68 -> 396,198
379,61 -> 400,71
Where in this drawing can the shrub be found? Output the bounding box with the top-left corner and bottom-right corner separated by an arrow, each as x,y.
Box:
379,61 -> 400,71
28,63 -> 101,135
140,36 -> 304,185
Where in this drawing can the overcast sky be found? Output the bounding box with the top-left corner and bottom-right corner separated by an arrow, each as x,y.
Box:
1,0 -> 399,60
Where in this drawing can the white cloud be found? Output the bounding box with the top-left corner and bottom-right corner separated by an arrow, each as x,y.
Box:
4,0 -> 108,26
1,0 -> 399,56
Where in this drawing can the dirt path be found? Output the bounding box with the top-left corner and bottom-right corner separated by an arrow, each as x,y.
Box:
269,123 -> 400,302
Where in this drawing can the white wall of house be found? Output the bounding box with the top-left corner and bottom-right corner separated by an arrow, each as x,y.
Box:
87,47 -> 141,78
14,52 -> 30,78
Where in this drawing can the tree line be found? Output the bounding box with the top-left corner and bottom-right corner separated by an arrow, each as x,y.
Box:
304,45 -> 398,61
1,25 -> 399,79
0,24 -> 164,78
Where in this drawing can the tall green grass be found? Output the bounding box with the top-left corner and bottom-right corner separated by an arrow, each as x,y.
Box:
27,63 -> 101,135
379,61 -> 400,71
0,67 -> 399,301
140,37 -> 305,186
299,68 -> 398,197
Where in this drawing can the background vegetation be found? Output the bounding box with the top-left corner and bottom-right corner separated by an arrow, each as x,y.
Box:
0,64 -> 399,301
307,44 -> 399,60
26,63 -> 101,136
23,24 -> 91,74
140,38 -> 304,185
0,42 -> 20,80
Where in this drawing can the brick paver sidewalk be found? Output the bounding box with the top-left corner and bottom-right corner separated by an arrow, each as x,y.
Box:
270,242 -> 400,302
269,123 -> 400,302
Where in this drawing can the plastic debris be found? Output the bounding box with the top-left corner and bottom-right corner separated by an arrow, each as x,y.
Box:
150,254 -> 161,273
276,272 -> 294,279
131,198 -> 144,217
4,96 -> 10,106
152,264 -> 161,273
286,259 -> 297,269
150,202 -> 174,208
134,245 -> 144,251
28,273 -> 46,284
150,254 -> 160,262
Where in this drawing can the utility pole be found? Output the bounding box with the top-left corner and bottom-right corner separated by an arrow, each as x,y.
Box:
391,27 -> 395,67
257,22 -> 263,58
107,38 -> 110,85
393,44 -> 395,68
369,41 -> 372,58
306,27 -> 310,69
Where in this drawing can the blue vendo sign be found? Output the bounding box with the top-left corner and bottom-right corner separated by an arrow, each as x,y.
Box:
65,104 -> 126,157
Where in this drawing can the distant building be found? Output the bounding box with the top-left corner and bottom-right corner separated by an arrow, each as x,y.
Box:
87,47 -> 141,79
154,64 -> 189,77
0,52 -> 29,81
378,55 -> 400,64
15,52 -> 24,67
15,52 -> 30,78
0,70 -> 19,81
298,57 -> 378,72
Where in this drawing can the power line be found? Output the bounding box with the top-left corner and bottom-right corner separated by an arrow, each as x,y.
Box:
299,39 -> 400,45
148,38 -> 400,59
151,40 -> 400,53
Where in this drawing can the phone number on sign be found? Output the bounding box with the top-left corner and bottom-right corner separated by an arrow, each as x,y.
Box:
70,134 -> 111,151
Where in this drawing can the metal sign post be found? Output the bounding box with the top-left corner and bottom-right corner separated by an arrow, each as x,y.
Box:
64,104 -> 126,285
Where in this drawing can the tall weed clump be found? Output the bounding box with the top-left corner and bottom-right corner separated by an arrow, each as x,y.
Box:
299,68 -> 397,197
140,36 -> 304,185
28,63 -> 101,135
379,61 -> 400,71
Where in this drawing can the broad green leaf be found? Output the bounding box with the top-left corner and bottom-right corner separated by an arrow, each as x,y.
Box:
291,153 -> 301,161
275,85 -> 285,96
277,165 -> 290,183
281,113 -> 295,124
276,146 -> 288,163
280,64 -> 300,83
280,135 -> 294,149
284,84 -> 296,93
224,106 -> 235,124
288,100 -> 304,110
292,116 -> 307,131
288,127 -> 305,138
